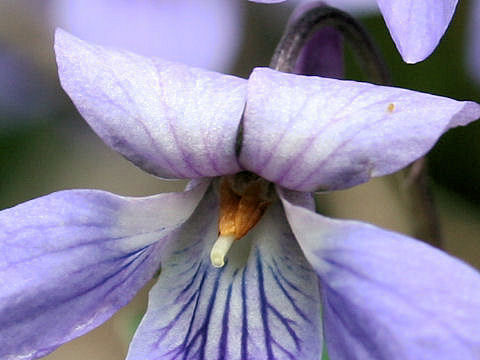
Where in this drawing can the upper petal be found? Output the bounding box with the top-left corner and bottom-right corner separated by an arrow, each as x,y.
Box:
239,68 -> 480,191
127,184 -> 323,360
55,29 -> 246,179
376,0 -> 458,63
0,181 -> 208,360
280,188 -> 480,359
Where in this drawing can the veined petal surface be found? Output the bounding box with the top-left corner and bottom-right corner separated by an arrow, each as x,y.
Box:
127,185 -> 323,360
55,29 -> 246,180
280,188 -> 480,360
0,181 -> 208,360
377,0 -> 458,63
240,68 -> 480,191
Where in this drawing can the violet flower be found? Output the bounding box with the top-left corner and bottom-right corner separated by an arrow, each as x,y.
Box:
1,29 -> 480,360
253,0 -> 458,64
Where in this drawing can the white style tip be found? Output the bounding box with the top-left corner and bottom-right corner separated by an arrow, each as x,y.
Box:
210,235 -> 235,268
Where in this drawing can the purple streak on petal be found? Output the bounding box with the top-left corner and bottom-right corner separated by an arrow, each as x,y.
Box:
376,0 -> 458,63
280,188 -> 480,359
49,0 -> 243,72
55,29 -> 246,180
127,185 -> 323,360
240,68 -> 480,191
0,181 -> 208,360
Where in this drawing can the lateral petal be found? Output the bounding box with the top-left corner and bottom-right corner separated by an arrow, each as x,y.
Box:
55,29 -> 245,179
0,181 -> 208,360
280,188 -> 480,359
127,185 -> 323,360
240,68 -> 480,191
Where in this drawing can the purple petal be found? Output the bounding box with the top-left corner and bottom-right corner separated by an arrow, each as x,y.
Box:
127,184 -> 323,360
55,29 -> 246,180
376,0 -> 458,63
240,68 -> 480,191
280,188 -> 480,359
49,0 -> 243,72
0,182 -> 208,360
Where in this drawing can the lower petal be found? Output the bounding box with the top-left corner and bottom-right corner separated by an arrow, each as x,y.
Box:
280,188 -> 480,359
0,181 -> 208,360
127,185 -> 323,360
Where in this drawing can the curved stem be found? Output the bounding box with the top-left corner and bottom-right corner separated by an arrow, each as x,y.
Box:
270,2 -> 442,247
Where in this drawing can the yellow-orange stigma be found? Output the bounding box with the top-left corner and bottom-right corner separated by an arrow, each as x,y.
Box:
210,176 -> 272,268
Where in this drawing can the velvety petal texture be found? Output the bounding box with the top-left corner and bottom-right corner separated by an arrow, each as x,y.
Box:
280,188 -> 480,359
240,68 -> 480,192
0,182 -> 208,360
127,184 -> 323,360
55,29 -> 246,180
376,0 -> 458,63
50,0 -> 243,72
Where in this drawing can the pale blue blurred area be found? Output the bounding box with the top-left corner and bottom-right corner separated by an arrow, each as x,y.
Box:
48,0 -> 245,72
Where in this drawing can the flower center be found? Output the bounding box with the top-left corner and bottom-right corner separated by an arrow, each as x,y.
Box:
210,174 -> 274,268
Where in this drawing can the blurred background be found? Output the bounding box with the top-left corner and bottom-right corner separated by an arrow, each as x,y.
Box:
0,0 -> 478,358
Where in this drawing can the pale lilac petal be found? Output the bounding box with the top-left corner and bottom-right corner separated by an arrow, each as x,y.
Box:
376,0 -> 458,63
280,188 -> 480,359
49,0 -> 243,72
0,181 -> 208,360
55,29 -> 246,180
240,68 -> 480,191
127,184 -> 323,360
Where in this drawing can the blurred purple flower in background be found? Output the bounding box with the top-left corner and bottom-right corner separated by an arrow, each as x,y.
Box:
0,46 -> 57,130
48,0 -> 243,72
252,0 -> 459,64
1,30 -> 480,360
468,0 -> 480,84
